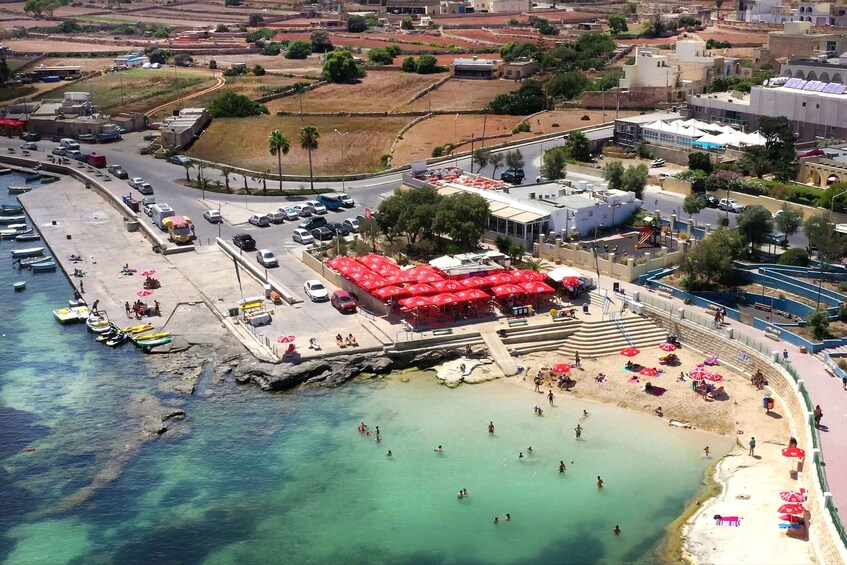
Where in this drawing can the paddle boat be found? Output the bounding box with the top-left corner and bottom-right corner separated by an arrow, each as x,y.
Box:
16,255 -> 51,268
54,307 -> 82,323
122,323 -> 154,334
30,260 -> 57,272
11,247 -> 45,258
13,281 -> 26,291
15,233 -> 40,242
23,172 -> 41,183
8,186 -> 32,194
70,305 -> 90,321
86,311 -> 111,333
0,215 -> 26,224
0,204 -> 23,215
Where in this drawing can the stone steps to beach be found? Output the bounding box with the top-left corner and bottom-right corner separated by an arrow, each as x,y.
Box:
555,315 -> 667,358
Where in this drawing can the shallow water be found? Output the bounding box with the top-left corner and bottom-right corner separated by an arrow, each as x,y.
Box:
0,175 -> 731,565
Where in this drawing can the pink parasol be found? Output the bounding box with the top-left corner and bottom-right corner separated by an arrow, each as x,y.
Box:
705,372 -> 724,382
620,347 -> 640,357
639,367 -> 659,377
512,269 -> 547,283
779,491 -> 806,503
136,289 -> 153,297
520,281 -> 556,294
689,366 -> 710,380
782,446 -> 806,459
141,269 -> 156,276
779,514 -> 805,523
406,283 -> 436,296
430,293 -> 461,307
432,279 -> 464,293
658,342 -> 677,352
777,503 -> 805,515
277,335 -> 295,343
491,284 -> 527,298
460,276 -> 491,289
560,276 -> 582,288
552,363 -> 571,374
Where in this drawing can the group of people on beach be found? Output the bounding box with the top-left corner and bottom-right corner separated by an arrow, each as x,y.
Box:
125,299 -> 159,319
336,334 -> 358,347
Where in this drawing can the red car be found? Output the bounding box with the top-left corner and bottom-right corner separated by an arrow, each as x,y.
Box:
331,290 -> 357,313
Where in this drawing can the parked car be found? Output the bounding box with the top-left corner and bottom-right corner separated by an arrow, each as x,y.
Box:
331,290 -> 357,313
136,182 -> 154,195
306,200 -> 327,214
128,177 -> 145,189
500,168 -> 525,184
21,142 -> 38,150
51,147 -> 67,156
651,158 -> 666,168
203,209 -> 222,223
328,222 -> 351,237
299,216 -> 327,231
304,279 -> 329,302
310,226 -> 334,241
292,228 -> 315,245
22,132 -> 40,142
280,207 -> 300,221
78,134 -> 96,143
169,155 -> 192,166
718,198 -> 744,213
249,214 -> 270,227
699,194 -> 719,208
267,211 -> 286,224
232,233 -> 256,250
338,193 -> 355,208
764,231 -> 789,248
343,218 -> 360,232
292,204 -> 312,217
256,249 -> 279,268
143,133 -> 159,142
108,164 -> 128,179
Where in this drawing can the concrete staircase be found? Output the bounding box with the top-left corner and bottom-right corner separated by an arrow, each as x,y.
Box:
555,313 -> 667,358
499,319 -> 582,355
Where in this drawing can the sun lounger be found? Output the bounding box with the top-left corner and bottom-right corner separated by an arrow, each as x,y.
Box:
706,386 -> 725,400
704,355 -> 718,366
714,515 -> 741,526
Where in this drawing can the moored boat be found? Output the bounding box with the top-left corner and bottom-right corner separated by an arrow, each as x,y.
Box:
0,215 -> 26,224
16,255 -> 52,268
40,176 -> 58,184
68,298 -> 86,307
106,333 -> 129,347
15,233 -> 40,242
86,311 -> 111,333
8,186 -> 31,194
1,228 -> 31,239
53,307 -> 81,323
24,172 -> 41,182
13,281 -> 26,291
30,260 -> 57,272
0,204 -> 23,215
71,305 -> 89,321
11,247 -> 44,258
0,168 -> 12,175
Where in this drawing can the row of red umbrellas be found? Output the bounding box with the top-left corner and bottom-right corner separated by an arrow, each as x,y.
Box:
399,290 -> 491,309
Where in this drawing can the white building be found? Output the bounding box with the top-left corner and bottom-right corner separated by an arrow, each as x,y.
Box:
619,48 -> 680,89
467,0 -> 529,12
741,0 -> 795,23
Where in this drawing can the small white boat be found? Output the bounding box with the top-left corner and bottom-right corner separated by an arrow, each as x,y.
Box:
8,186 -> 31,194
16,255 -> 51,268
13,281 -> 26,291
30,260 -> 57,272
86,311 -> 111,333
53,307 -> 80,323
69,298 -> 86,307
71,305 -> 89,321
0,215 -> 26,224
1,228 -> 31,239
11,247 -> 44,258
15,233 -> 40,242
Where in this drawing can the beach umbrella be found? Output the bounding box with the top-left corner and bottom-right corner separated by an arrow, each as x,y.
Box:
339,263 -> 370,275
561,276 -> 582,288
779,514 -> 805,523
375,264 -> 401,277
399,296 -> 435,309
620,347 -> 640,357
347,270 -> 378,281
777,503 -> 805,515
705,372 -> 723,382
779,491 -> 806,503
136,289 -> 153,297
460,276 -> 491,289
658,342 -> 677,352
552,363 -> 571,374
782,446 -> 806,459
491,284 -> 527,298
406,283 -> 436,296
277,335 -> 295,343
639,367 -> 659,377
327,257 -> 355,270
456,289 -> 490,302
513,269 -> 547,283
373,286 -> 408,299
485,272 -> 515,285
430,293 -> 461,307
358,277 -> 390,291
141,269 -> 156,276
432,279 -> 463,293
414,272 -> 445,283
689,366 -> 710,380
520,281 -> 556,294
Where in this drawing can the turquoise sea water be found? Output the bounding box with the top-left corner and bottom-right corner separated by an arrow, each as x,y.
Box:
0,174 -> 731,565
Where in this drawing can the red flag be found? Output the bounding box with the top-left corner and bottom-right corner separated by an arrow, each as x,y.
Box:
365,208 -> 372,220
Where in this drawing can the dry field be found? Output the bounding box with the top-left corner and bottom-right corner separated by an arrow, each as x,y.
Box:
187,115 -> 409,174
40,57 -> 117,72
274,31 -> 477,51
265,70 -> 443,114
192,53 -> 324,75
693,26 -> 768,46
5,39 -> 133,53
402,78 -> 517,112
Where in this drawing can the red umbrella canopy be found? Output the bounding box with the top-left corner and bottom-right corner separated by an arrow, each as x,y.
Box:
381,273 -> 405,285
357,253 -> 393,269
399,296 -> 435,309
277,335 -> 295,343
327,257 -> 355,270
561,276 -> 582,288
552,363 -> 571,374
405,265 -> 439,278
376,264 -> 401,277
620,347 -> 640,357
520,281 -> 556,294
431,293 -> 461,307
658,342 -> 677,352
782,446 -> 806,459
689,366 -> 710,380
485,272 -> 515,286
358,277 -> 389,291
373,286 -> 408,299
705,372 -> 724,382
415,272 -> 445,283
779,514 -> 805,523
432,279 -> 463,293
456,289 -> 490,302
347,269 -> 379,281
461,276 -> 491,289
779,491 -> 806,503
491,284 -> 527,298
340,263 -> 371,276
406,283 -> 437,296
777,503 -> 805,515
513,269 -> 547,283
639,367 -> 659,377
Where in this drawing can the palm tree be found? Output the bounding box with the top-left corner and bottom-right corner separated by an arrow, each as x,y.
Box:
181,161 -> 194,182
299,125 -> 320,193
220,165 -> 233,193
490,153 -> 504,179
267,130 -> 290,192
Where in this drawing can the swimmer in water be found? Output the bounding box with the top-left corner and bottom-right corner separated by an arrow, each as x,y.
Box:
527,446 -> 532,453
597,476 -> 604,489
458,491 -> 464,499
519,452 -> 524,459
386,450 -> 392,456
488,421 -> 495,434
613,525 -> 621,535
434,445 -> 443,453
582,410 -> 589,419
462,488 -> 468,496
494,517 -> 499,525
375,436 -> 381,442
704,446 -> 710,457
575,424 -> 583,439
559,461 -> 566,473
505,513 -> 511,521
375,426 -> 380,435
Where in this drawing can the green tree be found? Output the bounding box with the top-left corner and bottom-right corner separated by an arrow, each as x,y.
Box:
268,130 -> 290,192
490,152 -> 504,179
737,205 -> 773,253
505,149 -> 525,172
434,192 -> 491,251
347,15 -> 368,33
0,58 -> 10,84
777,248 -> 810,266
208,92 -> 268,117
622,164 -> 648,199
546,71 -> 590,99
253,64 -> 266,76
299,125 -> 320,192
608,14 -> 628,35
774,203 -> 803,237
181,160 -> 194,181
688,152 -> 713,175
310,29 -> 332,52
220,165 -> 233,193
740,145 -> 770,178
249,13 -> 264,26
153,27 -> 169,39
679,228 -> 744,289
805,213 -> 847,262
759,116 -> 798,182
400,56 -> 417,72
368,47 -> 394,65
473,148 -> 491,173
377,186 -> 442,244
683,193 -> 705,218
603,160 -> 625,190
322,50 -> 363,82
564,131 -> 591,162
715,0 -> 725,18
542,147 -> 567,180
285,40 -> 313,59
416,54 -> 439,74
499,41 -> 541,62
807,309 -> 830,340
401,16 -> 413,29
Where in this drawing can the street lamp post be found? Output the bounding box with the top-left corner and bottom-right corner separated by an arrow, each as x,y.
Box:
334,129 -> 349,192
829,187 -> 847,222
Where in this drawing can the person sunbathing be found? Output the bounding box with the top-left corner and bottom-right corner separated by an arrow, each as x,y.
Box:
336,334 -> 344,346
348,334 -> 358,346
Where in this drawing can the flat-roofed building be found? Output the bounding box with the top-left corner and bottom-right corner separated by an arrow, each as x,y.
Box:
451,56 -> 500,79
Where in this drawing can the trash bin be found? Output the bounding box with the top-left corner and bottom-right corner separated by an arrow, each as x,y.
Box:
582,303 -> 589,314
613,282 -> 620,293
228,307 -> 239,317
124,218 -> 140,233
264,284 -> 272,298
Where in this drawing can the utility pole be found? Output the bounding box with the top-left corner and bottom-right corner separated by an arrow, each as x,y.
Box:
470,134 -> 475,173
334,129 -> 349,192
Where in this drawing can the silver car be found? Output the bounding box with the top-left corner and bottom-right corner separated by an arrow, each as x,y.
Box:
267,211 -> 286,224
256,249 -> 279,268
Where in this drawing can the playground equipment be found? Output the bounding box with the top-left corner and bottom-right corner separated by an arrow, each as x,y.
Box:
636,224 -> 661,249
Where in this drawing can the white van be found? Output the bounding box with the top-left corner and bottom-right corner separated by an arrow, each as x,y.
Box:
60,138 -> 80,151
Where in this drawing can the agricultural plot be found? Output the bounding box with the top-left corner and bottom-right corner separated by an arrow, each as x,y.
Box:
402,78 -> 518,112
